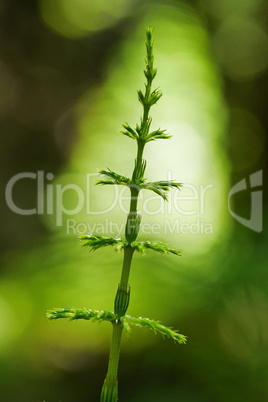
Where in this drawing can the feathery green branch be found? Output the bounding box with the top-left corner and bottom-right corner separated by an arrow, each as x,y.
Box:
97,169 -> 131,186
131,240 -> 182,256
80,236 -> 181,256
47,308 -> 116,323
122,315 -> 187,344
145,128 -> 171,141
141,180 -> 182,200
120,122 -> 138,140
80,235 -> 125,252
47,308 -> 186,344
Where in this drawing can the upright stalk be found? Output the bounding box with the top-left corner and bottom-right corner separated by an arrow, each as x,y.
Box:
47,27 -> 186,402
100,29 -> 157,402
100,147 -> 142,402
100,323 -> 123,402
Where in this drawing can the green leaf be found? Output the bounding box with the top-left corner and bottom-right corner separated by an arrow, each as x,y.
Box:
120,123 -> 138,140
80,235 -> 126,251
149,88 -> 162,106
137,89 -> 145,104
122,315 -> 187,344
145,128 -> 171,142
97,168 -> 131,186
131,240 -> 181,256
47,308 -> 116,323
141,180 -> 182,200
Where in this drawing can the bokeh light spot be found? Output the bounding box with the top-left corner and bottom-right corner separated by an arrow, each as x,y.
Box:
39,0 -> 133,38
214,16 -> 268,80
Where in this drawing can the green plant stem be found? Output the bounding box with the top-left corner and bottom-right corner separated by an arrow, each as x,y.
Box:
101,127 -> 147,402
101,28 -> 158,401
120,246 -> 135,287
107,323 -> 123,379
100,323 -> 123,402
129,185 -> 140,216
136,141 -> 145,166
48,28 -> 186,402
101,166 -> 140,402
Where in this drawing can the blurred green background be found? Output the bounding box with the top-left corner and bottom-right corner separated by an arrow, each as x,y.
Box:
0,0 -> 267,401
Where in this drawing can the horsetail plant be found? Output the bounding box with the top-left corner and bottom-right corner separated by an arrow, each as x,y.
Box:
47,27 -> 186,401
